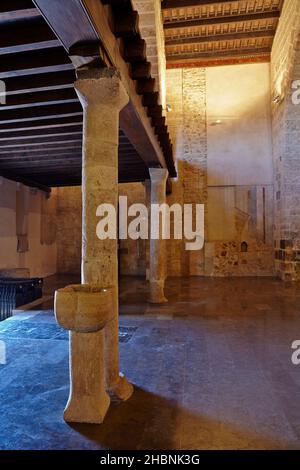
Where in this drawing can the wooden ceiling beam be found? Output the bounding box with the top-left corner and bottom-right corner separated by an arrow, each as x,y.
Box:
162,0 -> 241,8
0,47 -> 72,78
0,169 -> 51,192
137,78 -> 156,95
0,144 -> 82,156
167,46 -> 271,62
0,1 -> 36,13
2,88 -> 77,107
33,0 -> 169,171
3,71 -> 76,93
0,150 -> 83,160
0,134 -> 82,147
165,29 -> 276,46
0,17 -> 59,55
0,116 -> 83,131
0,125 -> 82,139
114,11 -> 139,38
122,38 -> 147,63
0,102 -> 82,123
130,61 -> 151,80
164,11 -> 280,29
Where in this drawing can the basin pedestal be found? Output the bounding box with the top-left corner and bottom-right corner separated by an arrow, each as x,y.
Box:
55,285 -> 113,424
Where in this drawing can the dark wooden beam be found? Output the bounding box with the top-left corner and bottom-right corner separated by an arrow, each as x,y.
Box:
0,47 -> 71,73
147,105 -> 163,119
34,0 -> 169,173
0,1 -> 35,14
0,153 -> 82,163
0,115 -> 83,131
137,78 -> 155,94
142,92 -> 159,107
167,47 -> 271,62
114,11 -> 139,38
0,170 -> 51,193
130,61 -> 151,80
164,11 -> 280,29
152,116 -> 166,127
165,29 -> 276,46
0,142 -> 82,154
123,38 -> 146,63
0,102 -> 82,123
82,0 -> 168,169
0,125 -> 82,140
4,71 -> 75,94
2,88 -> 78,108
0,134 -> 82,147
162,0 -> 239,8
0,17 -> 59,55
0,149 -> 83,160
32,0 -> 99,52
2,162 -> 81,172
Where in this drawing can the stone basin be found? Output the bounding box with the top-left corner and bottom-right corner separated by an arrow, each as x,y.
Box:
54,284 -> 113,333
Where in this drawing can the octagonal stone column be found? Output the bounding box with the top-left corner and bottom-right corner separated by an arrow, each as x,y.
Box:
149,168 -> 169,303
75,68 -> 133,403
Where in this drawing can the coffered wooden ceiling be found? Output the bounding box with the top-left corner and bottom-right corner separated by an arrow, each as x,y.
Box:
162,0 -> 284,67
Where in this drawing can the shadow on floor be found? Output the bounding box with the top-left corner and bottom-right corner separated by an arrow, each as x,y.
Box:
68,386 -> 288,450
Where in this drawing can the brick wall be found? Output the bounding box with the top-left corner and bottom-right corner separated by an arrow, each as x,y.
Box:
271,0 -> 300,280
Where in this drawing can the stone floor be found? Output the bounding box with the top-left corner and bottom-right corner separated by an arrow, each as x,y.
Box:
1,275 -> 300,450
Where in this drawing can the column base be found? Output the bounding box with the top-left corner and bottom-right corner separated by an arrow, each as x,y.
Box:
64,391 -> 110,424
107,373 -> 134,401
149,279 -> 168,304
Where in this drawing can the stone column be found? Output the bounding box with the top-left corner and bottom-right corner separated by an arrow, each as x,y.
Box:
75,68 -> 133,402
144,179 -> 151,281
149,168 -> 169,303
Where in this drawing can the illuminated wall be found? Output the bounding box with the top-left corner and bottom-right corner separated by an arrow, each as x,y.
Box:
166,63 -> 275,277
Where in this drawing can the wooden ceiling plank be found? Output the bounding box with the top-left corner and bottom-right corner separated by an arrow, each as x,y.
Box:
0,133 -> 83,146
3,70 -> 76,93
0,169 -> 51,192
0,125 -> 82,139
0,116 -> 83,131
0,47 -> 72,76
162,0 -> 238,8
2,88 -> 77,107
167,46 -> 271,62
0,1 -> 36,13
165,29 -> 276,46
164,11 -> 280,29
0,102 -> 82,122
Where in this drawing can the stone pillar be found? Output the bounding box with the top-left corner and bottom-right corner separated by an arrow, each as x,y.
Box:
144,179 -> 151,281
149,168 -> 169,303
75,68 -> 133,401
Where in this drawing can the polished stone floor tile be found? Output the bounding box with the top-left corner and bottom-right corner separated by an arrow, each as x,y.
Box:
0,275 -> 300,449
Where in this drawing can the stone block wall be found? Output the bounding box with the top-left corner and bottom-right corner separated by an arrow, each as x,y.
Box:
119,183 -> 146,276
271,0 -> 300,280
56,186 -> 82,275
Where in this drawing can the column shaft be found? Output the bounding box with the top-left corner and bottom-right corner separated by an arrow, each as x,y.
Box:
149,168 -> 169,303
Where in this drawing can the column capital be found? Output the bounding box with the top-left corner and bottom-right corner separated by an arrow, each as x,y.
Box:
149,168 -> 169,185
75,67 -> 129,111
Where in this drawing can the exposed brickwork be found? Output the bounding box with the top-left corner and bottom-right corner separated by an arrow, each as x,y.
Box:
271,0 -> 300,280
